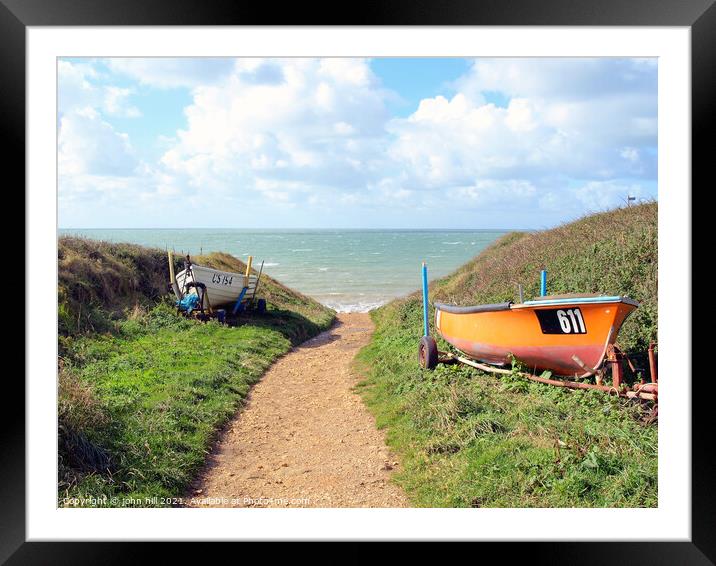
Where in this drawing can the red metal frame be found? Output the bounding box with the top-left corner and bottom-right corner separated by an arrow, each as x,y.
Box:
438,342 -> 658,402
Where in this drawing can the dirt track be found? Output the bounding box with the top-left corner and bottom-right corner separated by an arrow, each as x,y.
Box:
187,313 -> 408,508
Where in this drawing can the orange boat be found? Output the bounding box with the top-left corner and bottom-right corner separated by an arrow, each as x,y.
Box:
428,294 -> 639,376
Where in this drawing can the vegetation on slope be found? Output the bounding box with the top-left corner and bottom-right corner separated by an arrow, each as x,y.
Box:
357,203 -> 658,507
58,238 -> 169,336
58,238 -> 334,506
194,252 -> 334,344
58,239 -> 334,341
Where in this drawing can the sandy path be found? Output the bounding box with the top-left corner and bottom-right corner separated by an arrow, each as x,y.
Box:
187,313 -> 408,508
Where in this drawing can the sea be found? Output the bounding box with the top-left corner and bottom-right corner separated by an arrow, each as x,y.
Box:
59,229 -> 511,312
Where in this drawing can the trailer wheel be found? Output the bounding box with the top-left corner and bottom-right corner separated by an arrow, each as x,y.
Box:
256,298 -> 267,314
419,336 -> 438,370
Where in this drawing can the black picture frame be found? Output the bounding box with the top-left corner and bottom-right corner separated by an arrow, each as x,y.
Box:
8,0 -> 709,561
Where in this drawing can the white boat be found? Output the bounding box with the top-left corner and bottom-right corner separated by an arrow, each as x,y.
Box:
169,252 -> 259,309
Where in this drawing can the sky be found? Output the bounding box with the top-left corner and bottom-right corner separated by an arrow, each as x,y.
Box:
58,57 -> 657,229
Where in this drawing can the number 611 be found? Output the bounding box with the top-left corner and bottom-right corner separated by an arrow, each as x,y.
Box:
557,308 -> 586,334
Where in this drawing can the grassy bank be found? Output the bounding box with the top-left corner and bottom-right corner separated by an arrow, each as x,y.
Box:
58,238 -> 334,506
357,204 -> 658,507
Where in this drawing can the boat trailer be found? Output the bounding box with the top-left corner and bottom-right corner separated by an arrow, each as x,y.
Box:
170,253 -> 267,323
418,262 -> 658,402
430,345 -> 658,402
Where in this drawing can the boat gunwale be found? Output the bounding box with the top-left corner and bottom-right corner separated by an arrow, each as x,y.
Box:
177,263 -> 258,281
433,301 -> 512,315
516,296 -> 639,308
435,295 -> 639,314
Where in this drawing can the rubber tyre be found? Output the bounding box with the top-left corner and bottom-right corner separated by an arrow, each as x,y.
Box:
419,335 -> 438,370
256,298 -> 267,314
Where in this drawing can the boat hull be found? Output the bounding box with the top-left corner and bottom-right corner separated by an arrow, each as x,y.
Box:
175,264 -> 258,308
435,297 -> 638,376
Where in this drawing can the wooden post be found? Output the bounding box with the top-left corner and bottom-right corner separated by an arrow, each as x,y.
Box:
648,342 -> 658,383
167,250 -> 183,299
250,260 -> 265,305
168,250 -> 175,282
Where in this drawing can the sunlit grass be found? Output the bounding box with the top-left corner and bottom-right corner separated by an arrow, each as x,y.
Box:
356,203 -> 658,507
58,240 -> 335,507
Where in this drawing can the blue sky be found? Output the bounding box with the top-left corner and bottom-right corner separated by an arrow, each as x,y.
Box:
58,57 -> 657,229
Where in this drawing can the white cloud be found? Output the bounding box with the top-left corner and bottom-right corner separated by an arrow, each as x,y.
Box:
457,58 -> 657,101
465,59 -> 658,149
449,180 -> 537,205
58,60 -> 99,114
58,57 -> 657,228
106,58 -> 235,89
334,121 -> 356,135
574,181 -> 648,210
620,147 -> 638,163
58,60 -> 141,118
387,94 -> 566,188
59,108 -> 137,177
385,57 -> 657,209
160,58 -> 391,200
504,99 -> 538,132
59,61 -> 145,217
103,86 -> 141,118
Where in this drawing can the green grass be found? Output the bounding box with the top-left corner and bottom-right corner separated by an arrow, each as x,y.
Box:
59,238 -> 170,337
356,203 -> 658,507
58,240 -> 334,507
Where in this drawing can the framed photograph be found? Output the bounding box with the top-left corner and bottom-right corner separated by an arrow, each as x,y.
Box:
11,0 -> 710,559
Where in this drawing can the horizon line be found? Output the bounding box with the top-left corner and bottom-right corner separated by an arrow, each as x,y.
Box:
58,226 -> 531,231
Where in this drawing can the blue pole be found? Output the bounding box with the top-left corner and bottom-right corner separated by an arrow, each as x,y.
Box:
540,270 -> 547,297
422,262 -> 430,337
232,286 -> 249,315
